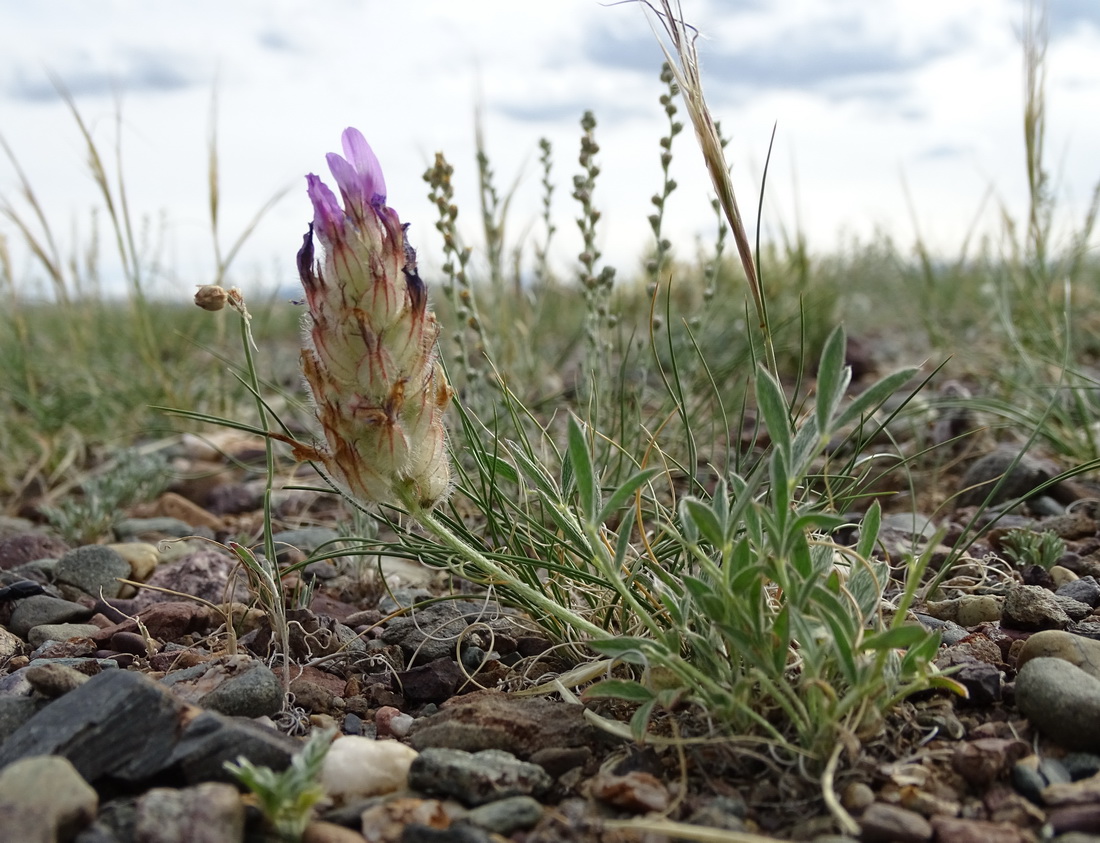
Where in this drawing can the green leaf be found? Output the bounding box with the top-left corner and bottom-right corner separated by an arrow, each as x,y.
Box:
856,501 -> 882,561
861,625 -> 933,652
772,605 -> 791,675
485,454 -> 519,485
755,364 -> 792,460
598,468 -> 662,525
835,367 -> 918,431
508,445 -> 562,502
567,416 -> 599,524
588,637 -> 655,663
681,497 -> 725,548
583,678 -> 655,703
629,697 -> 658,742
815,325 -> 851,434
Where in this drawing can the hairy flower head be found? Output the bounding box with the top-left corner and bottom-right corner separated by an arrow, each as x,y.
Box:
295,128 -> 452,510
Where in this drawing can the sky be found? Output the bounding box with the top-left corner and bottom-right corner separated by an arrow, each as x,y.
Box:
1,0 -> 1098,299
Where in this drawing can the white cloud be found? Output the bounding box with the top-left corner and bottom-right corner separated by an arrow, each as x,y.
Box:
0,0 -> 1097,299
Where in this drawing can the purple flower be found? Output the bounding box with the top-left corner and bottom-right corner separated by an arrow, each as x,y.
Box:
293,128 -> 452,511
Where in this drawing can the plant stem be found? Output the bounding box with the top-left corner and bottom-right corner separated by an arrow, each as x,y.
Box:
408,498 -> 609,641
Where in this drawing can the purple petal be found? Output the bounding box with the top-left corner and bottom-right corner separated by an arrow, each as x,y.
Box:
326,152 -> 365,218
306,174 -> 344,241
341,127 -> 387,205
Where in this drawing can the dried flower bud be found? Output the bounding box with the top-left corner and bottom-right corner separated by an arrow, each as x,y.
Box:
194,284 -> 229,311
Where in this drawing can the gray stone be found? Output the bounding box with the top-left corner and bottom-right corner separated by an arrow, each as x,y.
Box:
0,697 -> 43,743
0,667 -> 297,786
8,594 -> 93,638
159,655 -> 284,719
383,602 -> 471,664
1055,594 -> 1095,622
408,748 -> 552,807
461,795 -> 544,834
55,545 -> 131,599
1016,657 -> 1100,752
168,710 -> 298,785
1057,577 -> 1100,608
26,657 -> 119,673
0,755 -> 97,842
113,517 -> 197,540
196,661 -> 284,719
955,449 -> 1058,510
0,668 -> 186,783
27,622 -> 103,648
1002,584 -> 1073,630
133,782 -> 244,843
271,526 -> 342,561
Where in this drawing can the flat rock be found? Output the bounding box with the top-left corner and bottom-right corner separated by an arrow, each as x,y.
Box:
27,622 -> 102,649
1016,657 -> 1100,752
0,668 -> 297,786
0,698 -> 42,743
1017,629 -> 1100,679
461,795 -> 544,834
8,594 -> 93,638
408,747 -> 552,807
90,601 -> 223,646
408,690 -> 613,759
930,816 -> 1033,843
55,545 -> 131,599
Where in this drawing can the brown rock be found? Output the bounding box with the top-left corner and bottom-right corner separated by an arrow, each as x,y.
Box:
24,663 -> 91,698
0,532 -> 70,570
395,657 -> 466,704
302,821 -> 370,843
358,798 -> 459,841
860,802 -> 933,843
131,548 -> 250,610
930,815 -> 1035,843
952,738 -> 1029,787
152,491 -> 225,531
1043,772 -> 1100,806
408,690 -> 614,759
90,601 -> 222,645
591,770 -> 670,813
1048,803 -> 1100,834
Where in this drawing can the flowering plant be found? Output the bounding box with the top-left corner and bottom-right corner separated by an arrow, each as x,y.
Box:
290,128 -> 452,512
